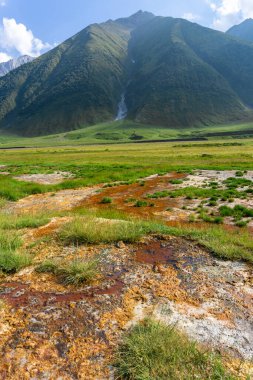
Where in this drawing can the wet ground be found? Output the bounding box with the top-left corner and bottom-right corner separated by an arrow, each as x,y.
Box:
0,170 -> 253,378
0,235 -> 252,379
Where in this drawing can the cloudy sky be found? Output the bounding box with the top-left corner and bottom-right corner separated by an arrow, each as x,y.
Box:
0,0 -> 252,62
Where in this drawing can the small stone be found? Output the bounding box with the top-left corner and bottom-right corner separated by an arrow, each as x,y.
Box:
115,241 -> 125,249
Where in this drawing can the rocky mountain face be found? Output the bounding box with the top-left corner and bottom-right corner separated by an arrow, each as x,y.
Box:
0,11 -> 253,136
0,55 -> 34,77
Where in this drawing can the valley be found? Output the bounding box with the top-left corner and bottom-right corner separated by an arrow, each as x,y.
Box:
1,7 -> 253,379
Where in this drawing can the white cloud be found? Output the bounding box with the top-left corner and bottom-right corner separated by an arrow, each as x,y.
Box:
0,17 -> 52,56
183,12 -> 200,22
0,1 -> 6,6
0,51 -> 11,62
208,0 -> 253,31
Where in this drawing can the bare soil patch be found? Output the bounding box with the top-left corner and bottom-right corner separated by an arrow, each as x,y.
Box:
14,171 -> 74,185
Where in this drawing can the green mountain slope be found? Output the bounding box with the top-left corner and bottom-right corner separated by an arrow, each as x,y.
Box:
227,19 -> 253,42
0,11 -> 253,136
126,17 -> 250,127
0,22 -> 132,136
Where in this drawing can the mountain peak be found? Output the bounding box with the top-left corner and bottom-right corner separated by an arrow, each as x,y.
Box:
0,12 -> 253,136
227,18 -> 253,42
0,55 -> 34,77
116,10 -> 155,28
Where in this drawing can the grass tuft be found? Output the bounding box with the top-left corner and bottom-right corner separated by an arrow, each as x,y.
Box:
115,319 -> 234,380
0,230 -> 22,251
58,217 -> 144,245
0,250 -> 32,273
0,230 -> 31,273
36,258 -> 99,286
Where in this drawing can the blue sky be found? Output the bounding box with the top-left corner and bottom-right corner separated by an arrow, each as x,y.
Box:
0,0 -> 252,62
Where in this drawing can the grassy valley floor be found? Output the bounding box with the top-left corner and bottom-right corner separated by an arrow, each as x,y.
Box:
1,119 -> 253,147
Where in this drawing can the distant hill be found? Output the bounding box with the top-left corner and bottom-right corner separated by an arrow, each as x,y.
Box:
227,19 -> 253,42
1,11 -> 253,136
0,55 -> 34,77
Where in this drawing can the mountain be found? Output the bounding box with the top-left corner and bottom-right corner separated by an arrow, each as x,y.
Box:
0,11 -> 253,136
0,55 -> 34,77
227,19 -> 253,43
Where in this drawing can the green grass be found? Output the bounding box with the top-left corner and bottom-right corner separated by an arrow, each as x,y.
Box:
0,250 -> 32,274
0,213 -> 50,230
134,200 -> 148,207
56,211 -> 253,263
148,223 -> 253,263
115,319 -> 234,380
36,260 -> 58,274
36,258 -> 99,285
219,205 -> 253,219
100,197 -> 112,204
0,230 -> 22,251
58,217 -> 145,245
147,187 -> 248,201
1,120 -> 253,148
1,135 -> 253,202
0,230 -> 31,273
70,207 -> 133,221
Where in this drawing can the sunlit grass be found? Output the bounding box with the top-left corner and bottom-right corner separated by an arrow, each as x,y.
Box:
115,319 -> 234,380
58,216 -> 145,245
36,258 -> 99,286
142,221 -> 253,263
0,212 -> 50,230
0,230 -> 31,273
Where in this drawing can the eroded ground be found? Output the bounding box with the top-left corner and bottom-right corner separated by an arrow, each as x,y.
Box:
14,172 -> 74,185
0,170 -> 253,379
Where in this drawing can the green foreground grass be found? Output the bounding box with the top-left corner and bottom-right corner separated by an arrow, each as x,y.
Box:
115,319 -> 234,380
58,211 -> 253,263
161,223 -> 253,263
58,217 -> 144,245
0,135 -> 253,201
0,131 -> 252,378
36,258 -> 99,286
0,229 -> 31,273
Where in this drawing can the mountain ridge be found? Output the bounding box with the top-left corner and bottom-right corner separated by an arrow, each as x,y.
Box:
0,11 -> 253,136
227,18 -> 253,42
0,55 -> 34,77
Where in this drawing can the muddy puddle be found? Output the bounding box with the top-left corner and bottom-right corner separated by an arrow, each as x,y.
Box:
0,276 -> 124,308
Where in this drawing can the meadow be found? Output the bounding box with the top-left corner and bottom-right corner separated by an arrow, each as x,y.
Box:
0,136 -> 252,261
1,119 -> 253,147
0,130 -> 253,378
0,134 -> 252,199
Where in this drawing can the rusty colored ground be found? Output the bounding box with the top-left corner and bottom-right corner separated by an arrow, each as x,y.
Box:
0,171 -> 253,379
0,234 -> 252,379
77,172 -> 188,219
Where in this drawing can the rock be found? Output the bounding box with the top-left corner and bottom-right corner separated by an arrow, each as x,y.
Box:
115,241 -> 125,249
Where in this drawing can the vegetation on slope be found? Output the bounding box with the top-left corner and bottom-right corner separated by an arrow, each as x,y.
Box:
1,12 -> 253,135
227,18 -> 253,43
